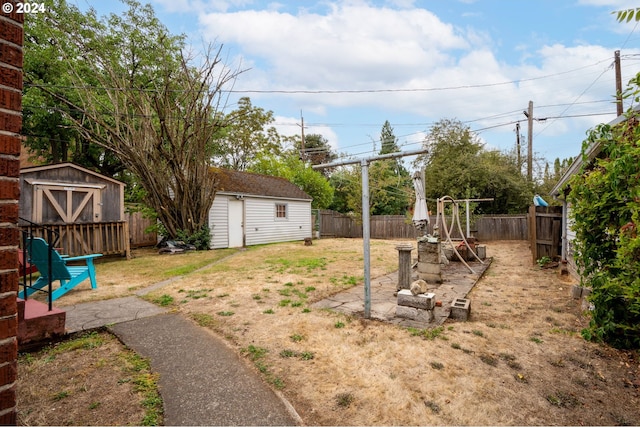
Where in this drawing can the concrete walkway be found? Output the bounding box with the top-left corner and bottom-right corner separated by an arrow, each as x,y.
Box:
60,297 -> 301,426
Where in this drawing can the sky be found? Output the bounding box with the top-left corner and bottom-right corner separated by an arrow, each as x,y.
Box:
74,0 -> 640,174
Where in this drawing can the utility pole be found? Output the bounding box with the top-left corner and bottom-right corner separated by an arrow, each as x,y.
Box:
515,122 -> 521,174
525,101 -> 533,182
297,111 -> 306,160
615,50 -> 623,116
313,148 -> 428,319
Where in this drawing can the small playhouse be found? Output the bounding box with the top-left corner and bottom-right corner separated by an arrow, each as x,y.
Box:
19,162 -> 130,257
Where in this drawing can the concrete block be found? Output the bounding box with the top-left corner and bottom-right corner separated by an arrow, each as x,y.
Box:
417,262 -> 441,275
449,298 -> 471,321
395,305 -> 434,323
476,244 -> 486,259
397,290 -> 435,310
415,308 -> 435,323
396,305 -> 418,319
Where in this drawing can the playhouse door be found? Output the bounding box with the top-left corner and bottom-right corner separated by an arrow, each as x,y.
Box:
228,199 -> 244,248
33,183 -> 103,224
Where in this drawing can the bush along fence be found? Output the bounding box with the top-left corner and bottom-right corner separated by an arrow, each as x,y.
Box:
317,210 -> 528,241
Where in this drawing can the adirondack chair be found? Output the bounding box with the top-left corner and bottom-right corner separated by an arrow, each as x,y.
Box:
18,237 -> 102,302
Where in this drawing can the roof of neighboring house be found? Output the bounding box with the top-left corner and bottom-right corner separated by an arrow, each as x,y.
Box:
213,168 -> 312,201
551,105 -> 640,198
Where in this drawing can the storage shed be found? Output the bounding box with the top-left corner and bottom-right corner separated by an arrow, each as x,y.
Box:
19,163 -> 129,257
209,169 -> 313,249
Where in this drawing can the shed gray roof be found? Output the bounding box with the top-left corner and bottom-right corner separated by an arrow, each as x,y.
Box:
213,168 -> 312,201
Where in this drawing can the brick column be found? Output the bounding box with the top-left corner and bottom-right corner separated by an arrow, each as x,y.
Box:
0,2 -> 23,425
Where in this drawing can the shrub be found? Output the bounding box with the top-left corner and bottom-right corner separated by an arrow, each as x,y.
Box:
567,80 -> 640,348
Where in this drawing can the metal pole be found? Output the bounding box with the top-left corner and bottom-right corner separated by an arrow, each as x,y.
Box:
361,159 -> 371,319
312,148 -> 429,320
466,199 -> 471,238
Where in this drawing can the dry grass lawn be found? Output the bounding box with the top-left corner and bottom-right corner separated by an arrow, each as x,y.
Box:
18,239 -> 640,425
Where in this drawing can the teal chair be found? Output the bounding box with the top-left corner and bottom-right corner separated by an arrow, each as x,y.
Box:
18,237 -> 102,302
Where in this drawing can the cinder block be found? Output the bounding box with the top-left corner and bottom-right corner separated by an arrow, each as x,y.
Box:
397,290 -> 435,310
395,305 -> 434,323
415,308 -> 434,323
396,305 -> 418,319
449,298 -> 471,321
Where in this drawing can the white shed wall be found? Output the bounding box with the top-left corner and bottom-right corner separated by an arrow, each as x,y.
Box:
245,198 -> 311,246
208,194 -> 312,249
209,196 -> 229,249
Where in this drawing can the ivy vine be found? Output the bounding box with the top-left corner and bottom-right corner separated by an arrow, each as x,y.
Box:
567,75 -> 640,349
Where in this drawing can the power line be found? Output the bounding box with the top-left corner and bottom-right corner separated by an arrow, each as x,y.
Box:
24,56 -> 616,96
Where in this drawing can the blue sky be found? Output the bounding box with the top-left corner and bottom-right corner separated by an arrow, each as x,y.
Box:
75,0 -> 640,174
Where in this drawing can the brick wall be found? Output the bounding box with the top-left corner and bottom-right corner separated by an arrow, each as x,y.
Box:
0,1 -> 22,424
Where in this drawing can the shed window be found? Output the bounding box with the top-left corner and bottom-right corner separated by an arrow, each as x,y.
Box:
275,203 -> 287,219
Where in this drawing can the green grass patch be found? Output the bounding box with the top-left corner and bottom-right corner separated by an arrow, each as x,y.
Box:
430,361 -> 444,370
408,326 -> 445,341
152,294 -> 174,307
479,354 -> 498,367
190,313 -> 216,328
546,391 -> 581,408
53,331 -> 104,353
266,257 -> 328,273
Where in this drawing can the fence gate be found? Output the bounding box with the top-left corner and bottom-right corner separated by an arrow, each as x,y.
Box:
528,205 -> 562,264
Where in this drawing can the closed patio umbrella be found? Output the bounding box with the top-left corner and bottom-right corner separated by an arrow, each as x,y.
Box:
412,173 -> 429,235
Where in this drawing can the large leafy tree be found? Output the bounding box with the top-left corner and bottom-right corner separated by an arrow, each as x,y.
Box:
214,97 -> 282,171
415,119 -> 531,213
296,133 -> 337,175
329,122 -> 411,216
28,0 -> 243,243
567,76 -> 640,348
22,0 -> 183,179
250,153 -> 334,209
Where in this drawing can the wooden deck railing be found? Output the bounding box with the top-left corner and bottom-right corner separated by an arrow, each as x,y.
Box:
19,221 -> 131,258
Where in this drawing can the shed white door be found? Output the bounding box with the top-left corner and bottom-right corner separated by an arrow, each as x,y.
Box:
228,199 -> 244,248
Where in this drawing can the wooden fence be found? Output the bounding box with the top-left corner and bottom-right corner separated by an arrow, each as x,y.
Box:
528,205 -> 562,264
20,221 -> 131,258
126,211 -> 157,248
475,215 -> 528,241
318,210 -> 528,241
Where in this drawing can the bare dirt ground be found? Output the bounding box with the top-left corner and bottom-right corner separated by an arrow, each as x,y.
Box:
17,239 -> 640,425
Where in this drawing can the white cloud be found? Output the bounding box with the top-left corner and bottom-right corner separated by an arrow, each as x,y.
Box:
199,3 -> 469,91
